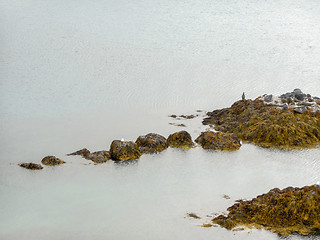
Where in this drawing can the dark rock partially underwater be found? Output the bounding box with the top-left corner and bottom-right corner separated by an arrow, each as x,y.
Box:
212,185 -> 320,236
67,148 -> 90,157
135,133 -> 168,153
109,140 -> 142,161
41,156 -> 65,166
86,150 -> 111,163
195,131 -> 241,151
203,90 -> 320,149
18,162 -> 43,170
167,131 -> 194,149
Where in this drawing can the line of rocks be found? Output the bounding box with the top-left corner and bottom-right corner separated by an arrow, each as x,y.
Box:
261,88 -> 320,113
19,131 -> 241,170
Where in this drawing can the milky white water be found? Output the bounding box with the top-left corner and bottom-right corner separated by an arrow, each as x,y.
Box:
1,0 -> 320,239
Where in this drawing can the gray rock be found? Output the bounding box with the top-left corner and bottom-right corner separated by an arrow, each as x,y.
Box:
294,106 -> 307,114
264,94 -> 273,102
293,88 -> 303,94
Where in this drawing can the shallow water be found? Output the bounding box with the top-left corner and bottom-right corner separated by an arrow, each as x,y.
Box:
1,0 -> 320,239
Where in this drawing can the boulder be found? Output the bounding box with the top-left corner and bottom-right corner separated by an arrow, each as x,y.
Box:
18,163 -> 43,170
86,150 -> 111,163
109,140 -> 141,161
167,131 -> 194,149
41,156 -> 65,166
264,94 -> 273,102
67,148 -> 90,157
195,131 -> 241,151
294,106 -> 307,114
135,133 -> 168,153
212,185 -> 320,236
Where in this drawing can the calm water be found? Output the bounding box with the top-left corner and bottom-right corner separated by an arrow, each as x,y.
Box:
1,0 -> 320,239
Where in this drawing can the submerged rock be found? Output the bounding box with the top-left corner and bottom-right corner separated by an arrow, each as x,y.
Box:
41,156 -> 65,166
135,133 -> 168,153
203,97 -> 320,149
195,131 -> 241,151
67,148 -> 90,157
212,185 -> 320,236
167,131 -> 194,149
109,140 -> 141,161
18,162 -> 43,170
86,150 -> 111,163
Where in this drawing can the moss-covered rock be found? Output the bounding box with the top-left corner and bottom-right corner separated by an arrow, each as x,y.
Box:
109,140 -> 141,161
135,133 -> 168,153
195,131 -> 241,151
212,185 -> 320,236
67,148 -> 90,157
86,150 -> 111,163
18,162 -> 43,170
41,156 -> 65,166
203,99 -> 320,149
167,131 -> 194,149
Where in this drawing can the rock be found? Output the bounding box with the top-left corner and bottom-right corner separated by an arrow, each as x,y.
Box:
169,115 -> 177,118
294,106 -> 307,114
276,103 -> 288,111
203,98 -> 320,149
19,163 -> 43,170
212,185 -> 320,236
86,150 -> 111,163
167,131 -> 194,149
41,156 -> 65,166
179,114 -> 198,119
109,140 -> 141,161
264,94 -> 273,102
135,133 -> 168,153
195,131 -> 241,151
67,148 -> 90,157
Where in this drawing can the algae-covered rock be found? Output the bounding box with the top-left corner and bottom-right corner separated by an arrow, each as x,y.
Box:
195,131 -> 241,151
18,162 -> 43,170
86,150 -> 111,163
212,185 -> 320,236
203,98 -> 320,149
41,156 -> 65,166
109,140 -> 141,161
67,148 -> 90,157
135,133 -> 168,153
167,131 -> 194,149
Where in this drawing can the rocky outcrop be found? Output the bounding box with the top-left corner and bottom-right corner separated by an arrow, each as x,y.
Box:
203,96 -> 320,149
41,156 -> 65,166
135,133 -> 168,153
167,131 -> 194,149
212,185 -> 320,236
67,148 -> 90,157
109,140 -> 142,161
18,163 -> 43,170
86,151 -> 111,163
195,131 -> 241,151
261,89 -> 320,113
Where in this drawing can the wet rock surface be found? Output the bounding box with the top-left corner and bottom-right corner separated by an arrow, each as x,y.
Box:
203,96 -> 320,149
67,148 -> 90,157
41,156 -> 65,166
195,131 -> 241,151
109,140 -> 142,161
167,131 -> 194,149
18,162 -> 43,170
86,151 -> 111,163
212,185 -> 320,236
135,133 -> 168,153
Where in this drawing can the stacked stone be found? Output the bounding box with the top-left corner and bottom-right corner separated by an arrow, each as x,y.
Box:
261,89 -> 320,113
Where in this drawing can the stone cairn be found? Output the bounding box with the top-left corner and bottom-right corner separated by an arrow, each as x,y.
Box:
261,88 -> 320,114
